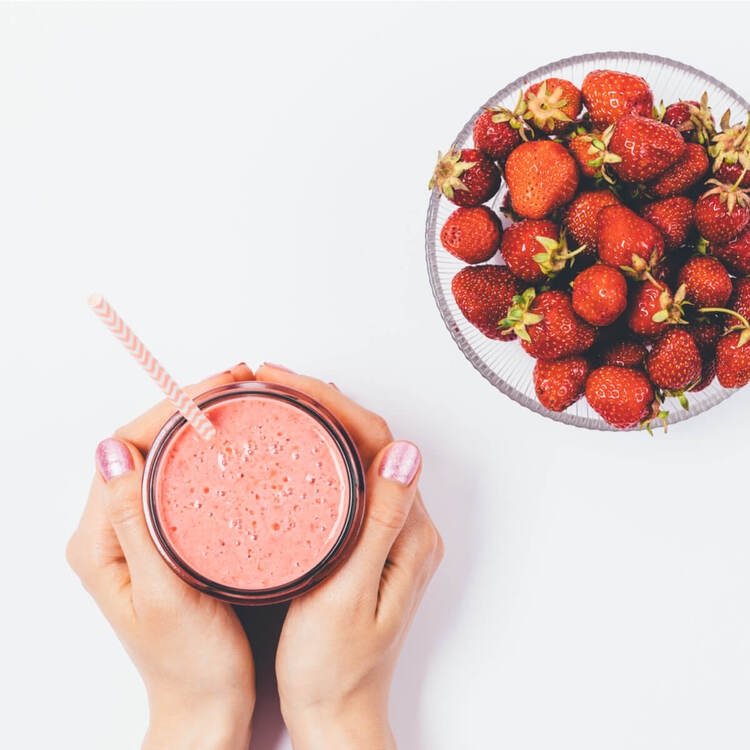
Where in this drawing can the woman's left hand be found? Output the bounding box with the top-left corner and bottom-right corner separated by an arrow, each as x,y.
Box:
67,363 -> 256,750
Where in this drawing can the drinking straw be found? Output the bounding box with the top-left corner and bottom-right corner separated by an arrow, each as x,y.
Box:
88,294 -> 217,440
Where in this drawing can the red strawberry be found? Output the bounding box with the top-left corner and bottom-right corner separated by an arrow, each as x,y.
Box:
609,115 -> 686,182
533,355 -> 590,411
687,316 -> 723,357
441,206 -> 502,264
727,276 -> 750,328
716,328 -> 750,388
523,78 -> 582,134
568,128 -> 616,180
676,255 -> 732,307
646,328 -> 702,391
581,70 -> 654,129
473,108 -> 523,163
585,366 -> 655,429
451,265 -> 521,340
504,140 -> 579,219
690,357 -> 717,392
501,289 -> 595,360
430,147 -> 501,207
648,143 -> 709,198
661,94 -> 715,144
563,190 -> 620,256
598,339 -> 647,368
571,264 -> 628,326
597,205 -> 665,276
711,226 -> 750,275
694,181 -> 750,243
709,110 -> 750,184
627,281 -> 687,337
499,220 -> 582,283
640,197 -> 694,251
650,253 -> 681,287
715,162 -> 750,188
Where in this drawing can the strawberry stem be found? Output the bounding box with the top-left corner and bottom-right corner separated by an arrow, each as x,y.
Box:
699,307 -> 750,329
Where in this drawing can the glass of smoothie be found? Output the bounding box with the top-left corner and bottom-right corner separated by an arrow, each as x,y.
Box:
142,381 -> 365,605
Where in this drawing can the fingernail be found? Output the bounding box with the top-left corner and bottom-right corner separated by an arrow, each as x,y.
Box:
379,441 -> 421,486
329,382 -> 339,391
263,362 -> 295,374
235,362 -> 248,369
95,438 -> 134,482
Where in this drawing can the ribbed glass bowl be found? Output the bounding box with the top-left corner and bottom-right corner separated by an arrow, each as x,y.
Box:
426,51 -> 750,431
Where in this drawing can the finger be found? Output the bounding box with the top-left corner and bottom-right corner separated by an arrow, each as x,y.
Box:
66,476 -> 132,621
256,363 -> 393,466
230,361 -> 254,381
340,441 -> 422,595
93,437 -> 179,602
115,367 -> 247,453
376,491 -> 443,623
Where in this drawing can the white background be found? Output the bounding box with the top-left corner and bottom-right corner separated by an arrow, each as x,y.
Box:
3,3 -> 750,749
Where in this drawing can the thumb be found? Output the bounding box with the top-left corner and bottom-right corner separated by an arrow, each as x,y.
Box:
94,437 -> 168,589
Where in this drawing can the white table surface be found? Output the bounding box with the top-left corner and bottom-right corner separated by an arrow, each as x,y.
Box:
3,3 -> 750,748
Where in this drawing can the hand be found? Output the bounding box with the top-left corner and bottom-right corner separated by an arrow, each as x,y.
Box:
67,364 -> 257,750
256,364 -> 443,750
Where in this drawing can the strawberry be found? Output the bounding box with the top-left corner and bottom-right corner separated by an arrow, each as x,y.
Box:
650,253 -> 682,287
504,140 -> 579,219
596,205 -> 665,276
523,78 -> 582,134
648,142 -> 709,199
499,220 -> 583,283
473,108 -> 523,163
640,196 -> 694,251
660,93 -> 715,145
687,316 -> 723,357
690,357 -> 717,392
609,115 -> 686,182
676,255 -> 732,307
563,190 -> 620,256
533,355 -> 590,411
441,206 -> 503,264
585,366 -> 655,429
567,124 -> 622,181
501,289 -> 595,360
710,226 -> 750,275
430,147 -> 501,206
598,339 -> 647,368
716,328 -> 750,388
646,328 -> 702,391
715,162 -> 750,188
694,180 -> 750,243
727,276 -> 750,328
709,111 -> 750,182
571,264 -> 628,326
581,70 -> 654,129
451,265 -> 521,340
627,281 -> 687,337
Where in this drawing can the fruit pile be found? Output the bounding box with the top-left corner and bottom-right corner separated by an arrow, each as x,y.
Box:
431,70 -> 750,431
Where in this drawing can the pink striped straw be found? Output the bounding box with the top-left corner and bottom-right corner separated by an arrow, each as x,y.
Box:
88,294 -> 216,441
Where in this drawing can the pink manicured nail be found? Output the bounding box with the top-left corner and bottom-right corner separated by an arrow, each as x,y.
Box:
95,438 -> 134,482
263,362 -> 295,374
379,441 -> 421,486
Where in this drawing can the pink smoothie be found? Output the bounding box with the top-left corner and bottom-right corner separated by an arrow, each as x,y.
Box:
155,395 -> 350,590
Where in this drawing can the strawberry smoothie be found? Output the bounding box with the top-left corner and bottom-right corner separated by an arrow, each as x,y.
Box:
153,392 -> 352,591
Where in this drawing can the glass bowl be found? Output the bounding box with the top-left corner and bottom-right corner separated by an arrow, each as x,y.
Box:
425,51 -> 750,431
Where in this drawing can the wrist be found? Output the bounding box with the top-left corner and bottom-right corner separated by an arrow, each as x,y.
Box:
282,696 -> 395,750
144,696 -> 252,750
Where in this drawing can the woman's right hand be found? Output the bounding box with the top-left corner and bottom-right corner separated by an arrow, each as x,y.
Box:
256,364 -> 443,750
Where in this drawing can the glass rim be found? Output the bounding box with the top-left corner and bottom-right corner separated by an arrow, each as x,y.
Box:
142,381 -> 366,605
